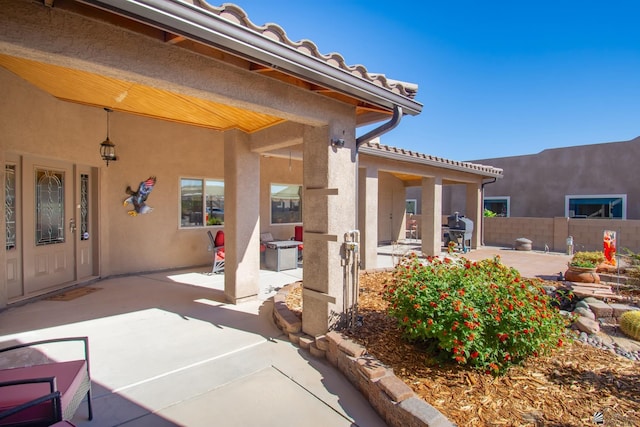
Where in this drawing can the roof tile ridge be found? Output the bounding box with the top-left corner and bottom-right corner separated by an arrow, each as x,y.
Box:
193,2 -> 417,99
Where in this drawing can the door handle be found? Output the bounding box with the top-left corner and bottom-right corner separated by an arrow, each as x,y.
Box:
69,218 -> 76,233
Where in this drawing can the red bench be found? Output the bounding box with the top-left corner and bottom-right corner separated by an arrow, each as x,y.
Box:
0,337 -> 93,426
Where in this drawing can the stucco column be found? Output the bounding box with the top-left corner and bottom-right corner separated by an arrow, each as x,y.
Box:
358,166 -> 378,270
421,176 -> 442,256
466,182 -> 482,249
302,124 -> 356,336
224,130 -> 261,303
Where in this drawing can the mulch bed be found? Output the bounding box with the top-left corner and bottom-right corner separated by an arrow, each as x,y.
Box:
285,272 -> 640,427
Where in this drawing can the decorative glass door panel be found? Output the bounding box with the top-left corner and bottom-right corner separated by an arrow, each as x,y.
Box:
23,158 -> 75,293
35,169 -> 65,246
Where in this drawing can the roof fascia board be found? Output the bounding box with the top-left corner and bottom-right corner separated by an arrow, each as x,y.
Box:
75,0 -> 423,116
359,146 -> 504,178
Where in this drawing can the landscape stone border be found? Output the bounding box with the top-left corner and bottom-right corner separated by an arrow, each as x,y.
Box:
272,280 -> 455,427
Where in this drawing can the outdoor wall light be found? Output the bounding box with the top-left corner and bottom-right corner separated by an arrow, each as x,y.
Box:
100,107 -> 117,166
331,138 -> 345,148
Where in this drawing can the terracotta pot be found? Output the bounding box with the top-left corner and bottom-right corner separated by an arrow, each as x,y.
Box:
564,265 -> 600,283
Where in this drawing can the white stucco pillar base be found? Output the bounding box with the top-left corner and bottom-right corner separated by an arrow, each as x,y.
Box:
421,176 -> 443,256
358,166 -> 378,270
224,130 -> 261,303
302,124 -> 356,336
466,182 -> 482,249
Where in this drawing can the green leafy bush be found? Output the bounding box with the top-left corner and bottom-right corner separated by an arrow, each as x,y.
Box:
382,254 -> 568,375
569,251 -> 605,268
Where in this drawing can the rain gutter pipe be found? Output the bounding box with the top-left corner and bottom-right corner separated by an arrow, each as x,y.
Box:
480,177 -> 498,246
355,105 -> 403,151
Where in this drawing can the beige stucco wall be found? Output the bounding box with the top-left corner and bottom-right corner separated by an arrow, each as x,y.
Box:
377,172 -> 406,243
473,138 -> 640,219
1,66 -> 227,275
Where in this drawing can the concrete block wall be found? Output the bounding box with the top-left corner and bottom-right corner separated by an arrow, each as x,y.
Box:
483,217 -> 555,251
484,217 -> 640,253
272,282 -> 455,427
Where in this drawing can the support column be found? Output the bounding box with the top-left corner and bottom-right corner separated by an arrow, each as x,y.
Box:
421,176 -> 442,256
466,182 -> 482,249
358,166 -> 378,270
302,123 -> 356,336
224,130 -> 261,303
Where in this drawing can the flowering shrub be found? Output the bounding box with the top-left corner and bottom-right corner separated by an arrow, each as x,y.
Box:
382,254 -> 568,374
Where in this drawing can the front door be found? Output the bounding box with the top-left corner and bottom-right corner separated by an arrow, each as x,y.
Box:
5,155 -> 97,301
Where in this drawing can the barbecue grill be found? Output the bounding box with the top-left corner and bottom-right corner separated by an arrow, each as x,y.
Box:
445,212 -> 474,253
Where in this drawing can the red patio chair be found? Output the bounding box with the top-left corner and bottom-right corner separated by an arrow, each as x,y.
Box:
293,226 -> 303,260
207,230 -> 225,274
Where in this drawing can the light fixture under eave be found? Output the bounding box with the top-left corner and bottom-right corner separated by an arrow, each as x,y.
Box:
100,108 -> 117,166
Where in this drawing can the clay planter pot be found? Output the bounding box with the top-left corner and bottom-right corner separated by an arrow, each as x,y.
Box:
564,264 -> 600,283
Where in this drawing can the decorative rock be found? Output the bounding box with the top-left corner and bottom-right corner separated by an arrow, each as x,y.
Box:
514,237 -> 532,251
573,306 -> 595,320
586,300 -> 613,318
609,303 -> 640,318
574,300 -> 590,310
574,316 -> 600,334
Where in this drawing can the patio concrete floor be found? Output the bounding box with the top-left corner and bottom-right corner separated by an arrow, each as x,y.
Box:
0,243 -> 571,426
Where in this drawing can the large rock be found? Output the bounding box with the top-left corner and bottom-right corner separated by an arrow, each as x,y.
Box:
574,316 -> 600,334
573,306 -> 595,320
586,300 -> 613,318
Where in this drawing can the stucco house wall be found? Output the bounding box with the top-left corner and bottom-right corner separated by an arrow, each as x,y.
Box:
1,63 -> 312,274
474,137 -> 640,219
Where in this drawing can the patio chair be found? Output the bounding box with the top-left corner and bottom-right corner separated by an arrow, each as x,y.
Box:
292,226 -> 303,260
406,216 -> 418,242
207,230 -> 225,274
0,337 -> 93,426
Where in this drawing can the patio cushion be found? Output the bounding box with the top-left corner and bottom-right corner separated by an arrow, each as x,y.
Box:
0,360 -> 87,426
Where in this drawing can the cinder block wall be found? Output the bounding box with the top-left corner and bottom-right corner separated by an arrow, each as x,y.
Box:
484,217 -> 640,253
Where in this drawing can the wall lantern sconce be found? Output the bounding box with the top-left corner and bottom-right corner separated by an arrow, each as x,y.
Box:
331,138 -> 345,148
100,107 -> 117,166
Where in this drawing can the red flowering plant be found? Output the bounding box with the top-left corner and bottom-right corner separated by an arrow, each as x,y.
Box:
382,254 -> 569,375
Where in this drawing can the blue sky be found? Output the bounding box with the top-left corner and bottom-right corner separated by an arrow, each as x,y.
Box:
220,1 -> 640,161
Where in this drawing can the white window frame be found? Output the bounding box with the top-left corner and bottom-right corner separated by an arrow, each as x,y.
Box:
565,194 -> 626,219
484,196 -> 510,217
406,199 -> 417,215
179,177 -> 224,228
270,183 -> 302,225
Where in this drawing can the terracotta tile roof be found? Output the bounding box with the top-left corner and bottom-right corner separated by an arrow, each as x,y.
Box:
194,1 -> 418,100
360,141 -> 504,177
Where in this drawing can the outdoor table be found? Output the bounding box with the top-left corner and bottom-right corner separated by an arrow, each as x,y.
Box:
265,240 -> 302,272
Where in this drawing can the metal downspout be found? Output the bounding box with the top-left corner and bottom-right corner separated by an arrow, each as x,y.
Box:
356,105 -> 403,151
354,105 -> 402,252
480,177 -> 497,246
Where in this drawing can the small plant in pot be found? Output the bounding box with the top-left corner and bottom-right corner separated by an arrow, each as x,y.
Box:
565,251 -> 605,283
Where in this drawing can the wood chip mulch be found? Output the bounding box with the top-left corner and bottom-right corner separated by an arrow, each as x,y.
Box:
284,272 -> 640,427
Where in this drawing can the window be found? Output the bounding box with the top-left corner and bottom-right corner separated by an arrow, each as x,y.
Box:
5,164 -> 16,250
406,199 -> 417,215
484,196 -> 510,217
271,183 -> 301,224
565,194 -> 626,219
180,178 -> 224,227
